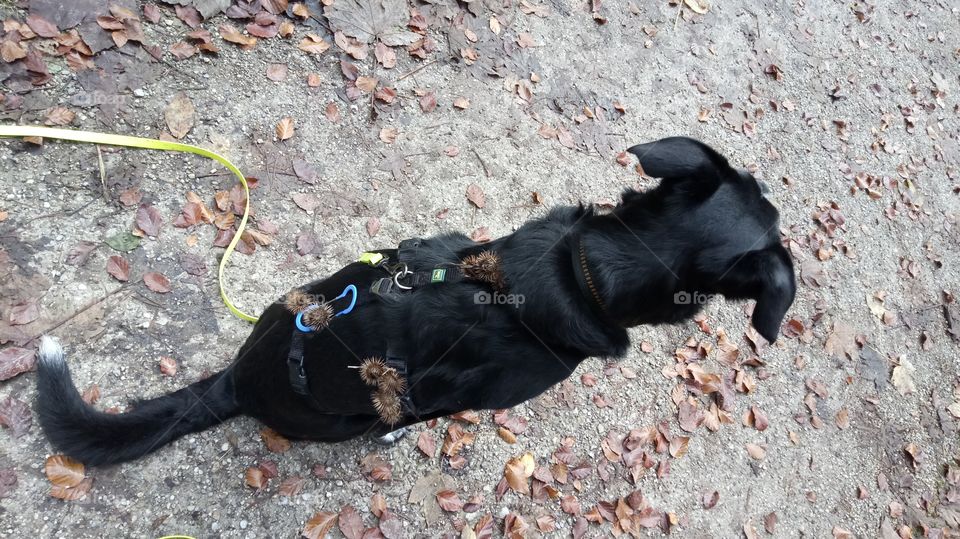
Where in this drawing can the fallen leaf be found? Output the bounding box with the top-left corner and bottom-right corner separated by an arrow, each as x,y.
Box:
8,302 -> 39,326
420,91 -> 437,112
44,107 -> 75,126
416,431 -> 437,457
276,117 -> 295,140
65,242 -> 98,266
891,356 -> 916,395
684,0 -> 710,14
143,272 -> 171,293
379,127 -> 398,144
261,427 -> 292,453
158,356 -> 177,376
466,183 -> 485,209
106,256 -> 130,281
323,0 -> 420,46
220,23 -> 257,49
379,509 -> 403,538
266,63 -> 288,81
0,347 -> 36,381
45,455 -> 85,488
135,204 -> 163,237
436,489 -> 463,512
278,475 -> 305,497
298,33 -> 330,54
453,97 -> 470,109
745,443 -> 766,460
164,92 -> 195,139
702,490 -> 719,509
0,396 -> 32,437
244,467 -> 266,489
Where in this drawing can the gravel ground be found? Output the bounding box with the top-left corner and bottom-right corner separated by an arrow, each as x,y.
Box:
1,0 -> 959,538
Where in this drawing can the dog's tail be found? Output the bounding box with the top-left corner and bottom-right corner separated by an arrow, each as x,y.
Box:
35,336 -> 239,466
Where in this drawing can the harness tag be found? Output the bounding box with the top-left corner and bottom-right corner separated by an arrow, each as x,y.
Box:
288,361 -> 310,396
359,252 -> 385,266
430,268 -> 446,283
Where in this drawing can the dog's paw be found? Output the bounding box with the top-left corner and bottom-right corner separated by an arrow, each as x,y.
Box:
372,427 -> 409,446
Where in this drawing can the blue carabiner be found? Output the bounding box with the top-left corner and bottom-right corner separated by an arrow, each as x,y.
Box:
293,285 -> 358,333
332,284 -> 358,317
295,306 -> 319,333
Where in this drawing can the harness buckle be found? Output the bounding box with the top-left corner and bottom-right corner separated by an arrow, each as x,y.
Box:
370,277 -> 396,297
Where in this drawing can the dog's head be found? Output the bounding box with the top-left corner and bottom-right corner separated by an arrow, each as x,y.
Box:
624,137 -> 796,343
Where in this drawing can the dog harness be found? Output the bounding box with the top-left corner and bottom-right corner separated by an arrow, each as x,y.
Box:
283,239 -> 505,424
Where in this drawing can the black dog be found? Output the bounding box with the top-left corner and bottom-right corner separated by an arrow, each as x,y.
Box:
36,137 -> 796,466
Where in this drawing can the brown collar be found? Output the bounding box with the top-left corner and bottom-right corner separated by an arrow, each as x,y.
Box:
570,234 -> 620,326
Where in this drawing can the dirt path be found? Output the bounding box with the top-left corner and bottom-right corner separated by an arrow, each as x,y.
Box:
1,0 -> 958,537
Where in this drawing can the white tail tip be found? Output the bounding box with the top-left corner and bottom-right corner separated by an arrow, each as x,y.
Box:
38,336 -> 65,364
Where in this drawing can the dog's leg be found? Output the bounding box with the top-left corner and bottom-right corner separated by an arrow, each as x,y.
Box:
372,427 -> 409,445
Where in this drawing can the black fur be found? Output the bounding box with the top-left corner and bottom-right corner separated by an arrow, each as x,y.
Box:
35,137 -> 796,466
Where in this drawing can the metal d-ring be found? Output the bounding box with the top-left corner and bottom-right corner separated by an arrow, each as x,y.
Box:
393,264 -> 413,290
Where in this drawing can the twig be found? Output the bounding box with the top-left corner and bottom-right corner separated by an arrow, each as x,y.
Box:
96,145 -> 109,201
472,148 -> 492,178
397,59 -> 438,81
24,284 -> 131,345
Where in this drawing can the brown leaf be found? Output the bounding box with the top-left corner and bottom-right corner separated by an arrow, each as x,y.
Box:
0,396 -> 32,437
266,63 -> 288,81
8,302 -> 39,326
164,92 -> 195,139
106,255 -> 130,282
825,322 -> 859,359
261,427 -> 292,453
325,102 -> 340,123
370,493 -> 387,518
0,347 -> 36,381
416,431 -> 436,458
44,107 -> 76,126
419,91 -> 437,112
375,42 -> 396,68
158,356 -> 177,376
379,127 -> 398,144
65,241 -> 98,266
50,477 -> 93,501
244,467 -> 266,489
436,489 -> 463,512
465,183 -> 485,209
702,490 -> 719,509
302,512 -> 338,539
337,505 -> 364,539
669,436 -> 690,458
293,193 -> 321,212
298,33 -> 330,54
276,117 -> 295,141
45,455 -> 85,488
26,14 -> 60,38
356,76 -> 378,93
220,24 -> 258,49
745,443 -> 766,460
143,272 -> 171,293
81,384 -> 100,405
764,512 -> 778,534
379,509 -> 403,538
278,475 -> 305,497
135,204 -> 163,237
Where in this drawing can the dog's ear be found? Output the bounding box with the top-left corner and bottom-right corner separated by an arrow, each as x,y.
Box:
720,246 -> 796,343
627,137 -> 732,185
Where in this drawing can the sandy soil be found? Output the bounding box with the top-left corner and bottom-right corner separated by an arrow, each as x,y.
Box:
1,0 -> 959,537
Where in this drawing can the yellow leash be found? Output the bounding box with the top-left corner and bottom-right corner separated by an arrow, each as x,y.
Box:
0,125 -> 259,323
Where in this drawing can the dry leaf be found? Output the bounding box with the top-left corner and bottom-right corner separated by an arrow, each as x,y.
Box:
276,117 -> 295,140
244,467 -> 266,489
261,427 -> 292,453
143,272 -> 171,293
158,356 -> 177,376
164,92 -> 195,139
45,455 -> 85,488
466,183 -> 485,209
745,443 -> 766,460
891,357 -> 915,395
